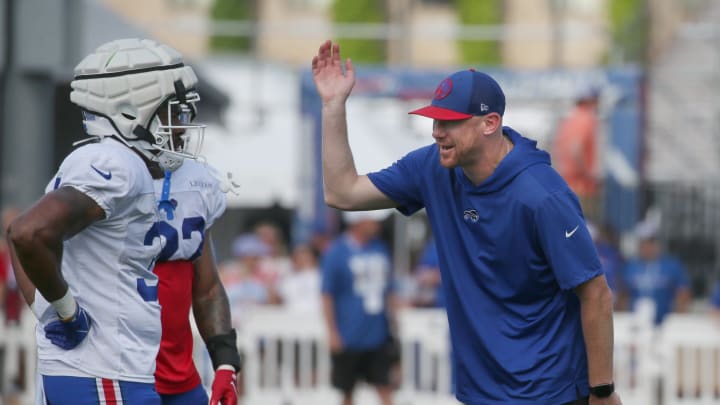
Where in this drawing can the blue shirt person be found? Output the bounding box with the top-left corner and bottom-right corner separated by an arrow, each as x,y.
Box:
413,237 -> 446,308
588,222 -> 626,307
321,213 -> 394,350
622,228 -> 690,325
311,40 -> 620,405
321,209 -> 398,405
710,282 -> 720,316
596,238 -> 625,295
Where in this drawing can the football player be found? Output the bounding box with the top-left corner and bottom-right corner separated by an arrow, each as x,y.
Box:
7,38 -> 237,404
151,96 -> 240,404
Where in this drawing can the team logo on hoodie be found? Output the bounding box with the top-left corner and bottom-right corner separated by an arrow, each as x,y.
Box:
463,209 -> 479,223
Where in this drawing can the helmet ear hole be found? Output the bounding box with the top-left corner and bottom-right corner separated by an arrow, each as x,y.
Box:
119,104 -> 138,121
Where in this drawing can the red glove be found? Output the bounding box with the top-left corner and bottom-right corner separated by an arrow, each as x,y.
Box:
209,367 -> 238,405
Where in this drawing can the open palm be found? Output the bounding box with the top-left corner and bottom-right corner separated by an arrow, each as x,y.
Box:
311,40 -> 356,105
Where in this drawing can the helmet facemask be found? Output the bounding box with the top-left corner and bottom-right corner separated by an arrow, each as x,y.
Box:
150,91 -> 206,171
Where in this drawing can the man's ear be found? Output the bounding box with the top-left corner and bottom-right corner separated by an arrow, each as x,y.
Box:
481,113 -> 502,135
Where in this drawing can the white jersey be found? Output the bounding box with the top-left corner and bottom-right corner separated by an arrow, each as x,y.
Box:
153,159 -> 226,261
32,139 -> 163,383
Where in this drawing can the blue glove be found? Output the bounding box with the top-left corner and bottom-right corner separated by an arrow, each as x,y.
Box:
44,305 -> 92,350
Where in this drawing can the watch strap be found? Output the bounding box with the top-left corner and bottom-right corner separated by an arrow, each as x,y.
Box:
589,382 -> 615,398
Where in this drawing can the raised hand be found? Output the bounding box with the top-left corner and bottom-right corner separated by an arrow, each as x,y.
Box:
311,40 -> 356,106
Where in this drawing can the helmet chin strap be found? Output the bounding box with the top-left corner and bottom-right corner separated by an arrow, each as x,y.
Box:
128,117 -> 186,172
127,141 -> 185,172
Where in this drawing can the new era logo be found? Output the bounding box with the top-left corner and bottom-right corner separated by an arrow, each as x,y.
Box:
480,103 -> 489,112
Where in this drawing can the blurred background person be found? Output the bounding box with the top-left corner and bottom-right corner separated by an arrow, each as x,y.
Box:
254,220 -> 293,283
220,233 -> 279,328
277,243 -> 322,386
588,221 -> 626,309
412,236 -> 445,309
0,206 -> 24,405
552,84 -> 601,222
278,244 -> 321,314
710,280 -> 720,320
321,209 -> 398,405
619,220 -> 691,325
1,207 -> 23,325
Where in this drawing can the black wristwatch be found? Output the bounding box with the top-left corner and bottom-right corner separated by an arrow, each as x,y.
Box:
589,382 -> 615,398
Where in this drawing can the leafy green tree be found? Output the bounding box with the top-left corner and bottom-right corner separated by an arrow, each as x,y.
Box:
331,0 -> 386,63
210,0 -> 254,52
608,0 -> 648,64
455,0 -> 502,65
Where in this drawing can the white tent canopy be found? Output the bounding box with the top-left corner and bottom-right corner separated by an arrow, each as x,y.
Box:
198,59 -> 436,209
199,59 -> 301,208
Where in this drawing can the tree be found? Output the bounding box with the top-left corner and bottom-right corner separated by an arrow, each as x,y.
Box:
455,0 -> 502,65
331,0 -> 386,64
210,0 -> 254,53
608,0 -> 648,64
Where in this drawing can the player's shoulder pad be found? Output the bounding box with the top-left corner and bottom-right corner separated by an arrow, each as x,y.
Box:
63,140 -> 146,179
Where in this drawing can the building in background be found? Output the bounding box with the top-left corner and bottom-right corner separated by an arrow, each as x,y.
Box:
100,0 -> 608,68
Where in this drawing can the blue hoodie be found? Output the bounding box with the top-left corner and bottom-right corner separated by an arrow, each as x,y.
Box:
368,127 -> 602,404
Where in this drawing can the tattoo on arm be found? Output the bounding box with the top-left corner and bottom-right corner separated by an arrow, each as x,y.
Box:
193,284 -> 232,340
192,233 -> 233,340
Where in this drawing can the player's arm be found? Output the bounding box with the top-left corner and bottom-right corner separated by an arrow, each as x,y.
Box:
574,274 -> 622,404
7,187 -> 104,310
312,40 -> 396,211
192,230 -> 240,364
192,230 -> 233,339
192,230 -> 241,405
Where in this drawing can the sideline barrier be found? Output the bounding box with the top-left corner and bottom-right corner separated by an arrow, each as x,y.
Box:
228,309 -> 720,405
659,314 -> 720,405
5,308 -> 720,404
613,311 -> 657,404
232,307 -> 460,405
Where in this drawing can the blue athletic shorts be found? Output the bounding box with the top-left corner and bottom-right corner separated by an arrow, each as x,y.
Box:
159,384 -> 209,405
42,375 -> 161,405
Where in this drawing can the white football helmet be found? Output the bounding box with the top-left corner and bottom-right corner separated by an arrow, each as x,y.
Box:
70,38 -> 206,171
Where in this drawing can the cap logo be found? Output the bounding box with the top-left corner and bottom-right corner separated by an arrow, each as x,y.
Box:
480,103 -> 489,112
434,78 -> 453,100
